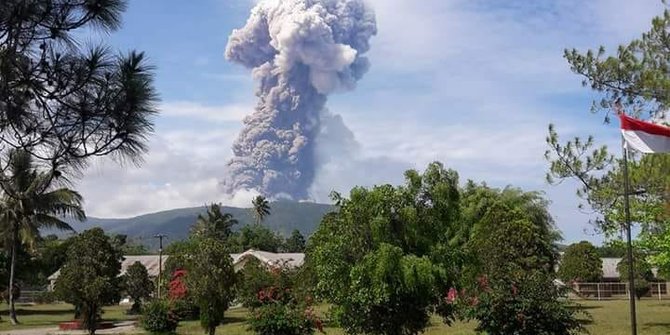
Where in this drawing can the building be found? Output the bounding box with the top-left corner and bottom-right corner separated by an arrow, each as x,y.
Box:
47,249 -> 305,291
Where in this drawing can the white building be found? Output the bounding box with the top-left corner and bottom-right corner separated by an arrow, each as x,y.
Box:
47,249 -> 305,290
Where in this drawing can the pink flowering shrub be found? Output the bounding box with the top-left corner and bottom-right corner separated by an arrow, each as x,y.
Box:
449,273 -> 585,335
246,263 -> 323,335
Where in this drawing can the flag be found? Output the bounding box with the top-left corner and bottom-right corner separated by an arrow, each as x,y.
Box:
619,114 -> 670,153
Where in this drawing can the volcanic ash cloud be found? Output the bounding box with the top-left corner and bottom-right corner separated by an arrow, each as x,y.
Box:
221,0 -> 377,200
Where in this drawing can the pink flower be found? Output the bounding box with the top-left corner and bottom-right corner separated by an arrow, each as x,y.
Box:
477,275 -> 489,290
446,288 -> 458,303
469,296 -> 479,306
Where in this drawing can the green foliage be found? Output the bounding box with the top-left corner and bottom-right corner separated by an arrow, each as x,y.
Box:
546,129 -> 669,234
252,196 -> 272,225
185,238 -> 236,335
559,241 -> 603,282
244,262 -> 321,335
310,162 -> 464,335
54,228 -> 122,335
546,5 -> 670,237
0,149 -> 86,322
237,258 -> 276,308
34,291 -> 56,304
190,203 -> 238,241
111,234 -> 149,256
284,229 -> 307,253
248,303 -> 320,335
124,262 -> 154,314
0,0 -> 158,177
468,202 -> 558,280
232,224 -> 284,252
78,202 -> 334,250
461,190 -> 583,334
617,252 -> 655,299
140,300 -> 179,335
457,272 -> 585,335
342,244 -> 442,335
596,241 -> 627,258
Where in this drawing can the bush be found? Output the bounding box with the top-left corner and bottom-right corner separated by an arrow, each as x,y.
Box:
140,300 -> 179,335
248,302 -> 322,335
34,291 -> 57,304
455,273 -> 585,335
237,258 -> 281,308
170,298 -> 199,321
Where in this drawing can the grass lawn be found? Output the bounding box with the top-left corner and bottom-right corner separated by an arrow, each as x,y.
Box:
0,303 -> 134,331
1,300 -> 670,334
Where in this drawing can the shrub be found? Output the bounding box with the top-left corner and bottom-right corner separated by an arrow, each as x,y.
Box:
140,300 -> 179,335
237,258 -> 282,308
248,300 -> 322,335
455,273 -> 585,335
170,298 -> 199,321
35,291 -> 56,304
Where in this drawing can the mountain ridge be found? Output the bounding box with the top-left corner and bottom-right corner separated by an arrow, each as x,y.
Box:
64,201 -> 335,249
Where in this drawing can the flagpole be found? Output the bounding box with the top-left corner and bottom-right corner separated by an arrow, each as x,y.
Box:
621,137 -> 637,335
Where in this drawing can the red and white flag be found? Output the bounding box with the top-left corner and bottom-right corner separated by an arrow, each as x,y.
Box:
619,114 -> 670,153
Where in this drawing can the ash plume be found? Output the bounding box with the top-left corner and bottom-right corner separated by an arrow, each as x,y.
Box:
221,0 -> 377,200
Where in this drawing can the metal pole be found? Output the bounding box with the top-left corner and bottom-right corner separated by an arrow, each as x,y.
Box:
154,234 -> 166,299
621,140 -> 637,335
598,283 -> 601,301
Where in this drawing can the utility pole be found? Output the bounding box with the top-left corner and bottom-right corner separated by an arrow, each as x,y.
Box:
154,234 -> 167,299
622,139 -> 637,335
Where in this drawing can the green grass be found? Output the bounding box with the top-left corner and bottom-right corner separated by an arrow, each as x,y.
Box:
0,303 -> 134,331
1,300 -> 670,334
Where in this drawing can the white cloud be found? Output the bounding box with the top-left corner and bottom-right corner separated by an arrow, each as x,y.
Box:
77,1 -> 663,245
160,101 -> 252,123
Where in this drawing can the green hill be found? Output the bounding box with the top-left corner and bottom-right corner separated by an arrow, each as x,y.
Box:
66,201 -> 335,249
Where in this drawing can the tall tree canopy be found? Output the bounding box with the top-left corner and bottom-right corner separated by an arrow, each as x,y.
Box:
251,196 -> 271,225
185,238 -> 236,335
558,241 -> 603,283
123,261 -> 153,314
545,5 -> 670,270
0,0 -> 159,176
190,203 -> 238,241
54,228 -> 122,335
545,7 -> 670,236
0,149 -> 84,324
309,162 -> 464,335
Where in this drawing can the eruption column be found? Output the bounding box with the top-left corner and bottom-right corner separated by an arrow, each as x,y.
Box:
222,0 -> 377,199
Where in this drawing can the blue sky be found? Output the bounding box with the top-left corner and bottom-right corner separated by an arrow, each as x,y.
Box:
77,0 -> 665,244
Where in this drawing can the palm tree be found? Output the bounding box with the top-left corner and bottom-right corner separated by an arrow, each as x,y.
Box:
251,196 -> 271,225
190,203 -> 238,241
0,150 -> 85,325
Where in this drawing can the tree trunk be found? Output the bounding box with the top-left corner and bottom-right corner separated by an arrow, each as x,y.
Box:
8,228 -> 19,325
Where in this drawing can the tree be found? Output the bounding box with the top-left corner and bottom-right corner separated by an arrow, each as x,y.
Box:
468,202 -> 558,282
309,162 -> 464,335
232,224 -> 283,253
284,229 -> 306,253
185,238 -> 236,335
251,196 -> 271,225
464,202 -> 582,335
0,0 -> 158,176
545,6 -> 670,237
123,261 -> 154,314
0,150 -> 85,324
190,203 -> 238,241
110,234 -> 148,255
617,252 -> 655,300
54,228 -> 122,335
558,241 -> 603,283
